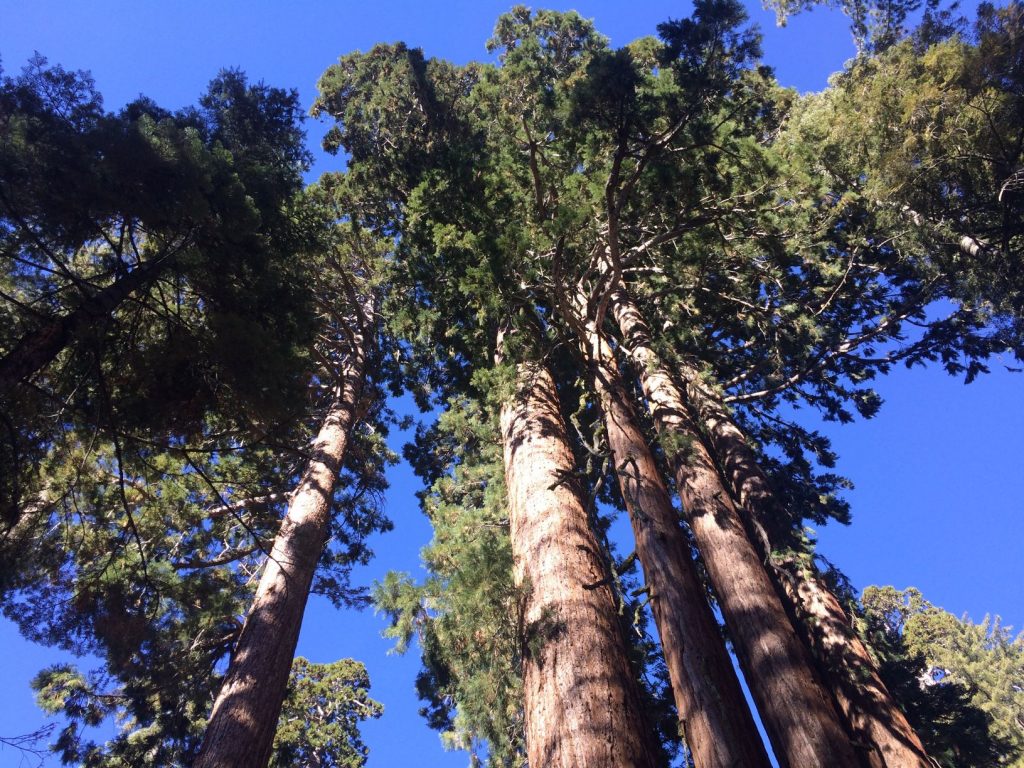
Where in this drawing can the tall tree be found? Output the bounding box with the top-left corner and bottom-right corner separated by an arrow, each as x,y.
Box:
678,368 -> 931,768
314,32 -> 668,766
0,62 -> 393,767
195,219 -> 384,768
5,402 -> 389,766
514,4 -> 883,761
609,286 -> 859,768
310,6 -> 893,764
499,351 -> 659,768
0,61 -> 317,534
575,295 -> 771,768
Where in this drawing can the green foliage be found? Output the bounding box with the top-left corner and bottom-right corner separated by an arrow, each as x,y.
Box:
6,434 -> 282,766
1,180 -> 394,765
31,656 -> 383,768
314,5 -> 976,760
8,396 -> 392,765
861,586 -> 1024,766
271,657 -> 383,768
0,58 -> 322,532
377,398 -> 525,767
781,4 -> 1024,374
764,0 -> 962,52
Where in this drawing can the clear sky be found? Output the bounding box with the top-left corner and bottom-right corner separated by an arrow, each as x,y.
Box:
1,1 -> 1021,766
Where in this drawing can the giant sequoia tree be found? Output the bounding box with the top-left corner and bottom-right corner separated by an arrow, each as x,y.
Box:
5,3 -> 1023,767
313,3 -> 1024,766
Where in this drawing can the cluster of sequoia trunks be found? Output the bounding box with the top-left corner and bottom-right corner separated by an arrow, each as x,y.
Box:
6,259 -> 929,767
490,281 -> 931,768
188,281 -> 932,767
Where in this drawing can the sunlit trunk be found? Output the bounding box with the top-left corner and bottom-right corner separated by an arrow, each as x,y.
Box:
681,370 -> 930,768
580,313 -> 771,768
610,287 -> 859,768
194,303 -> 370,768
500,356 -> 658,768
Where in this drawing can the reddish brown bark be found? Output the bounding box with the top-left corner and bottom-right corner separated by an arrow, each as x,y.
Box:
194,310 -> 369,768
680,371 -> 930,768
609,287 -> 859,768
500,358 -> 658,768
581,316 -> 770,768
0,252 -> 176,392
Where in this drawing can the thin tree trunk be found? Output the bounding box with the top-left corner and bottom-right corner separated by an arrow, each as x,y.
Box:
680,370 -> 930,768
609,287 -> 859,768
0,252 -> 176,392
499,356 -> 658,768
580,313 -> 770,768
194,307 -> 370,768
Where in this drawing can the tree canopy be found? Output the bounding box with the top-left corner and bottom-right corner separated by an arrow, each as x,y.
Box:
2,2 -> 1022,766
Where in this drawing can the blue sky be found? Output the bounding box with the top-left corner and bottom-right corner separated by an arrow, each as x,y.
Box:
1,1 -> 1021,766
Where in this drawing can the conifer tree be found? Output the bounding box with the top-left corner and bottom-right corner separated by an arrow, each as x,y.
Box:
0,72 -> 391,759
480,5 -> 872,762
677,368 -> 931,767
575,295 -> 771,768
308,5 -> 932,764
0,61 -> 318,534
777,1 -> 1024,372
862,586 -> 1024,766
499,350 -> 659,768
6,410 -> 388,766
195,212 -> 390,768
15,5 -> 1015,767
313,28 -> 670,764
376,397 -> 526,765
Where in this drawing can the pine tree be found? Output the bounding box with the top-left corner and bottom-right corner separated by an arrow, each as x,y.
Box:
862,586 -> 1024,766
195,214 -> 389,768
270,657 -> 384,768
1,105 -> 390,762
0,61 -> 318,534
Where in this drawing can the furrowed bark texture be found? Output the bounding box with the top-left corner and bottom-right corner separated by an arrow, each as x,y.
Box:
194,317 -> 368,768
0,252 -> 175,392
581,318 -> 771,768
500,359 -> 658,768
610,288 -> 859,768
681,371 -> 930,768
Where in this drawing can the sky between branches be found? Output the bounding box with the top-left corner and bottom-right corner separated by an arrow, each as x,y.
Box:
0,1 -> 1021,765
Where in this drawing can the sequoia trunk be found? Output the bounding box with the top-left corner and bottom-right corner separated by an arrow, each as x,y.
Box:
581,316 -> 770,768
0,251 -> 176,392
680,370 -> 930,768
500,358 -> 658,768
194,307 -> 370,768
609,287 -> 859,768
